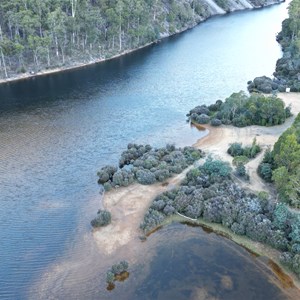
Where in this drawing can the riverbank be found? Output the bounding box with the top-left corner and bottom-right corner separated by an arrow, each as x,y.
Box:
0,42 -> 155,85
0,0 -> 284,86
93,92 -> 300,290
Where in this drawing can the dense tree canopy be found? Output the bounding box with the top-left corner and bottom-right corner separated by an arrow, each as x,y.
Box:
274,0 -> 300,91
188,91 -> 290,127
0,0 -> 209,78
0,0 -> 283,79
258,113 -> 300,207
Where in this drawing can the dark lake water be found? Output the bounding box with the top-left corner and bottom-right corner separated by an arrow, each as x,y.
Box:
0,2 -> 294,299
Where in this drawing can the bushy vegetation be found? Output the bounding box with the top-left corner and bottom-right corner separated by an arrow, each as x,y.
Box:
141,157 -> 300,277
235,163 -> 249,180
106,260 -> 129,284
188,91 -> 290,128
0,0 -> 282,79
258,114 -> 300,207
227,138 -> 261,159
91,209 -> 111,228
97,143 -> 203,191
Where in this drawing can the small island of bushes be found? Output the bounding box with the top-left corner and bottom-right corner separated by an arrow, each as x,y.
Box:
187,91 -> 291,127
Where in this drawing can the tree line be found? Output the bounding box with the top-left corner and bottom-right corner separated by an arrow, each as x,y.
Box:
258,113 -> 300,208
0,0 -> 208,79
274,0 -> 300,91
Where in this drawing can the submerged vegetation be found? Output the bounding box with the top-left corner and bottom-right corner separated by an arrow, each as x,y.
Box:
97,143 -> 203,191
141,157 -> 300,277
188,91 -> 291,127
258,113 -> 300,208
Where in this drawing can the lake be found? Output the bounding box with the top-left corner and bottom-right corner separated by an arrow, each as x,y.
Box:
0,2 -> 293,299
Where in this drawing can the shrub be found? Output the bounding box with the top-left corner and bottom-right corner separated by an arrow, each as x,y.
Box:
106,271 -> 115,284
267,230 -> 288,251
189,105 -> 210,116
140,209 -> 165,232
154,169 -> 170,182
231,222 -> 245,235
103,182 -> 113,191
273,203 -> 290,231
136,169 -> 156,185
257,163 -> 273,182
280,252 -> 293,268
227,143 -> 243,157
91,209 -> 111,227
111,261 -> 129,275
197,114 -> 210,124
235,163 -> 248,180
232,155 -> 249,166
112,169 -> 134,187
262,147 -> 274,164
210,118 -> 222,126
97,165 -> 117,184
201,158 -> 232,180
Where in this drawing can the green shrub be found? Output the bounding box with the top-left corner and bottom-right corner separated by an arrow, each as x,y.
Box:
257,163 -> 273,182
232,155 -> 249,166
210,118 -> 222,126
235,163 -> 248,180
91,209 -> 111,227
227,143 -> 243,157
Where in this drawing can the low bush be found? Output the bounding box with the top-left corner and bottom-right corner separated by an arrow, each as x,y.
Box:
210,118 -> 222,126
228,138 -> 261,160
106,261 -> 129,284
91,209 -> 111,227
232,155 -> 249,166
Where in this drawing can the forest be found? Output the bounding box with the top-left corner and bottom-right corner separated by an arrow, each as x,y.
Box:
274,0 -> 300,91
258,113 -> 300,208
0,0 -> 208,79
0,0 -> 279,80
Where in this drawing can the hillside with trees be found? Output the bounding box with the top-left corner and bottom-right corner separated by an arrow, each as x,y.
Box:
274,0 -> 300,91
0,0 -> 282,80
258,113 -> 300,208
248,0 -> 300,92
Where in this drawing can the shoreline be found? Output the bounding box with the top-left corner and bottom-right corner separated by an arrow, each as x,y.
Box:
93,92 -> 300,291
0,0 -> 284,86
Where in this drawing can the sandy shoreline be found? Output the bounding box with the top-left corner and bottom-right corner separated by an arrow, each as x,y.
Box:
93,92 -> 300,287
